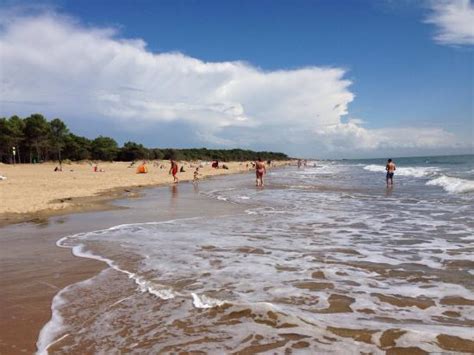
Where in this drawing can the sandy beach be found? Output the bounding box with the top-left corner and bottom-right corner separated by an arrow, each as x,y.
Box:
1,160 -> 474,353
0,160 -> 291,226
0,162 -> 290,353
0,170 -> 255,354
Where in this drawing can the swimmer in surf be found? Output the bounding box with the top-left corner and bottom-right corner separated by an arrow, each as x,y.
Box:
386,158 -> 396,187
255,157 -> 266,187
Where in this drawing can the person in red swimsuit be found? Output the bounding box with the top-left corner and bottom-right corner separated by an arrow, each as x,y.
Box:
255,157 -> 266,187
169,159 -> 179,183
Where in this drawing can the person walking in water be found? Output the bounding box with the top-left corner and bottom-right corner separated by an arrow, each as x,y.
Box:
255,157 -> 266,187
386,159 -> 396,187
169,159 -> 179,183
193,167 -> 200,184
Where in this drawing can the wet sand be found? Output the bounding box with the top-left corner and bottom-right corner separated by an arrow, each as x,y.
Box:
0,178 -> 244,354
1,217 -> 107,353
0,223 -> 104,354
2,166 -> 473,353
0,160 -> 291,226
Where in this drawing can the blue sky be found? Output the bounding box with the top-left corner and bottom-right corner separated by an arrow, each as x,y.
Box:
0,0 -> 473,158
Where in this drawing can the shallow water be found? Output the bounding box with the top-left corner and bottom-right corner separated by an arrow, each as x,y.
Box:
38,156 -> 474,354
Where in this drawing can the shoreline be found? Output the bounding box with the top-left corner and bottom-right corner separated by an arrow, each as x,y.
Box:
0,185 -> 133,227
1,219 -> 107,354
2,161 -> 473,353
0,166 -> 288,353
0,160 -> 293,227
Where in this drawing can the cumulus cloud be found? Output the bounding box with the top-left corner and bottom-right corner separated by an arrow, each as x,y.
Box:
0,10 -> 463,156
315,120 -> 460,152
425,0 -> 474,45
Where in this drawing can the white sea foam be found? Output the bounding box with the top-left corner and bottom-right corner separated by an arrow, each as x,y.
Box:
363,164 -> 440,178
36,269 -> 110,354
36,288 -> 68,354
191,293 -> 226,308
36,165 -> 473,353
294,163 -> 343,175
135,277 -> 175,300
426,175 -> 474,193
58,234 -> 178,301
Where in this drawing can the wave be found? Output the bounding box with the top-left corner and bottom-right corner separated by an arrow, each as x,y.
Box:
36,281 -> 70,354
191,293 -> 227,308
426,175 -> 474,194
363,164 -> 440,178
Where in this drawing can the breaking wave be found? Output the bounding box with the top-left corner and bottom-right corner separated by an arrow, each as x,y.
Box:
363,164 -> 440,178
426,175 -> 474,194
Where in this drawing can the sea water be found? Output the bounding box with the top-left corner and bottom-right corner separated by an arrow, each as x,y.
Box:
37,155 -> 474,354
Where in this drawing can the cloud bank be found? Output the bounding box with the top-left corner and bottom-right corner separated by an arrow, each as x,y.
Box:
425,0 -> 474,45
0,10 -> 464,157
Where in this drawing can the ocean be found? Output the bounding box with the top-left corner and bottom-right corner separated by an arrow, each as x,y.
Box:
37,155 -> 474,354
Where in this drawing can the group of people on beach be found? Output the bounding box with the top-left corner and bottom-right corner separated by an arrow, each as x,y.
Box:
2,157 -> 396,189
70,157 -> 395,188
188,157 -> 395,188
129,156 -> 394,188
168,158 -> 268,187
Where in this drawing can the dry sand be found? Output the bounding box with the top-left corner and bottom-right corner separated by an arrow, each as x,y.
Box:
0,160 -> 291,225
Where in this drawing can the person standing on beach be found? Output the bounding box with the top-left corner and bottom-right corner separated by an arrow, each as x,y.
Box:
169,160 -> 179,183
193,167 -> 200,184
255,157 -> 266,187
386,159 -> 396,186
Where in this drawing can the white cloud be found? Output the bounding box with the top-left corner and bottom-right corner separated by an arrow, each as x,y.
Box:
315,120 -> 461,152
0,10 -> 464,156
425,0 -> 474,45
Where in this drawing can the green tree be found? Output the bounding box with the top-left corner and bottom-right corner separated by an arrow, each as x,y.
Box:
24,114 -> 50,163
150,148 -> 164,160
63,134 -> 92,161
91,136 -> 118,161
118,141 -> 149,161
162,148 -> 177,160
7,116 -> 26,163
2,112 -> 290,163
0,118 -> 13,163
49,118 -> 69,165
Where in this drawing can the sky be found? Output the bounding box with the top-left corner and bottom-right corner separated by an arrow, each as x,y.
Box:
0,0 -> 473,158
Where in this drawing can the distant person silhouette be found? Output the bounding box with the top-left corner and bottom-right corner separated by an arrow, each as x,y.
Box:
169,160 -> 179,183
386,159 -> 396,187
255,157 -> 266,187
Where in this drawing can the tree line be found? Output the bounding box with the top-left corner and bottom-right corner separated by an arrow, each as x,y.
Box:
0,114 -> 289,163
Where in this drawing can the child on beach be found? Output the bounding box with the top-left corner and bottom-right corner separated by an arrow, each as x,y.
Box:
169,160 -> 179,183
94,165 -> 105,172
136,161 -> 148,174
193,167 -> 200,183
